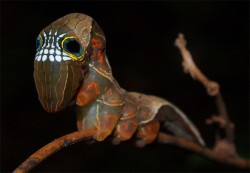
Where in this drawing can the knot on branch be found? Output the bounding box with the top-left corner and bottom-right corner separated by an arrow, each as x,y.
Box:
206,115 -> 234,131
206,115 -> 228,128
214,139 -> 238,159
206,81 -> 220,96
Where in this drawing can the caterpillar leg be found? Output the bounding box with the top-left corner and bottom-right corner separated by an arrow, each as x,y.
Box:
111,120 -> 138,145
95,105 -> 122,142
135,120 -> 160,147
76,101 -> 123,142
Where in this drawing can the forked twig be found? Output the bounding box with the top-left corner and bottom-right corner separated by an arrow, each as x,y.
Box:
13,128 -> 97,173
157,33 -> 249,169
174,33 -> 234,142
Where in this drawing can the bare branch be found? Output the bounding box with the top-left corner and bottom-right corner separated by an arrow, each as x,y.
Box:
175,33 -> 220,96
13,128 -> 97,173
171,33 -> 249,168
158,132 -> 250,169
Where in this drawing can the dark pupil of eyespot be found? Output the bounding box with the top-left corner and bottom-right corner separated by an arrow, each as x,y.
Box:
65,40 -> 81,54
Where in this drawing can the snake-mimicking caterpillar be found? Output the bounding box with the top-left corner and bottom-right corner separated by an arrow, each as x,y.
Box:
34,13 -> 205,147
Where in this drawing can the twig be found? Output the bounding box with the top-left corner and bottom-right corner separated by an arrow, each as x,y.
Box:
158,132 -> 250,169
13,128 -> 97,173
175,33 -> 235,143
175,33 -> 220,97
166,33 -> 249,169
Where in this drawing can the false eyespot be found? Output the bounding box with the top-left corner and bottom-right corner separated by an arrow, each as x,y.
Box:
61,36 -> 84,61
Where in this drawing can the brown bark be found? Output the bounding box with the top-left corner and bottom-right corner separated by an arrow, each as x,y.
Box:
158,132 -> 250,169
13,128 -> 97,173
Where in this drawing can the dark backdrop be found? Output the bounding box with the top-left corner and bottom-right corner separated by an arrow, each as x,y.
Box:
1,1 -> 249,172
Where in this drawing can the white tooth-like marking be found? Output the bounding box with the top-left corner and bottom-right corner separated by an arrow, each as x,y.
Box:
56,36 -> 61,49
45,36 -> 51,48
55,55 -> 62,62
37,55 -> 42,61
43,31 -> 47,38
56,49 -> 61,55
49,55 -> 54,61
39,50 -> 43,54
42,55 -> 47,61
44,49 -> 48,54
62,52 -> 68,56
56,41 -> 60,49
51,37 -> 55,48
63,56 -> 71,61
35,56 -> 38,60
49,49 -> 54,54
41,42 -> 46,49
49,30 -> 52,35
59,33 -> 66,38
55,31 -> 58,36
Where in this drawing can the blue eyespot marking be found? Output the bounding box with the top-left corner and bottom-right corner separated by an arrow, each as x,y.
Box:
36,35 -> 43,52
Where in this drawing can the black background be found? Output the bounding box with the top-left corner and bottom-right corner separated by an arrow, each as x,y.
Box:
1,1 -> 249,172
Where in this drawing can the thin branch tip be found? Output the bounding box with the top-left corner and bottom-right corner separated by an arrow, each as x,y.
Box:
175,33 -> 186,48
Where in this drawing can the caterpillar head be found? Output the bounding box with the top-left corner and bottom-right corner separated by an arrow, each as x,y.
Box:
34,13 -> 107,112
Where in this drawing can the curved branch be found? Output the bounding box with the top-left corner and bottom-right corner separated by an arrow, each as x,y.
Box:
13,128 -> 97,173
